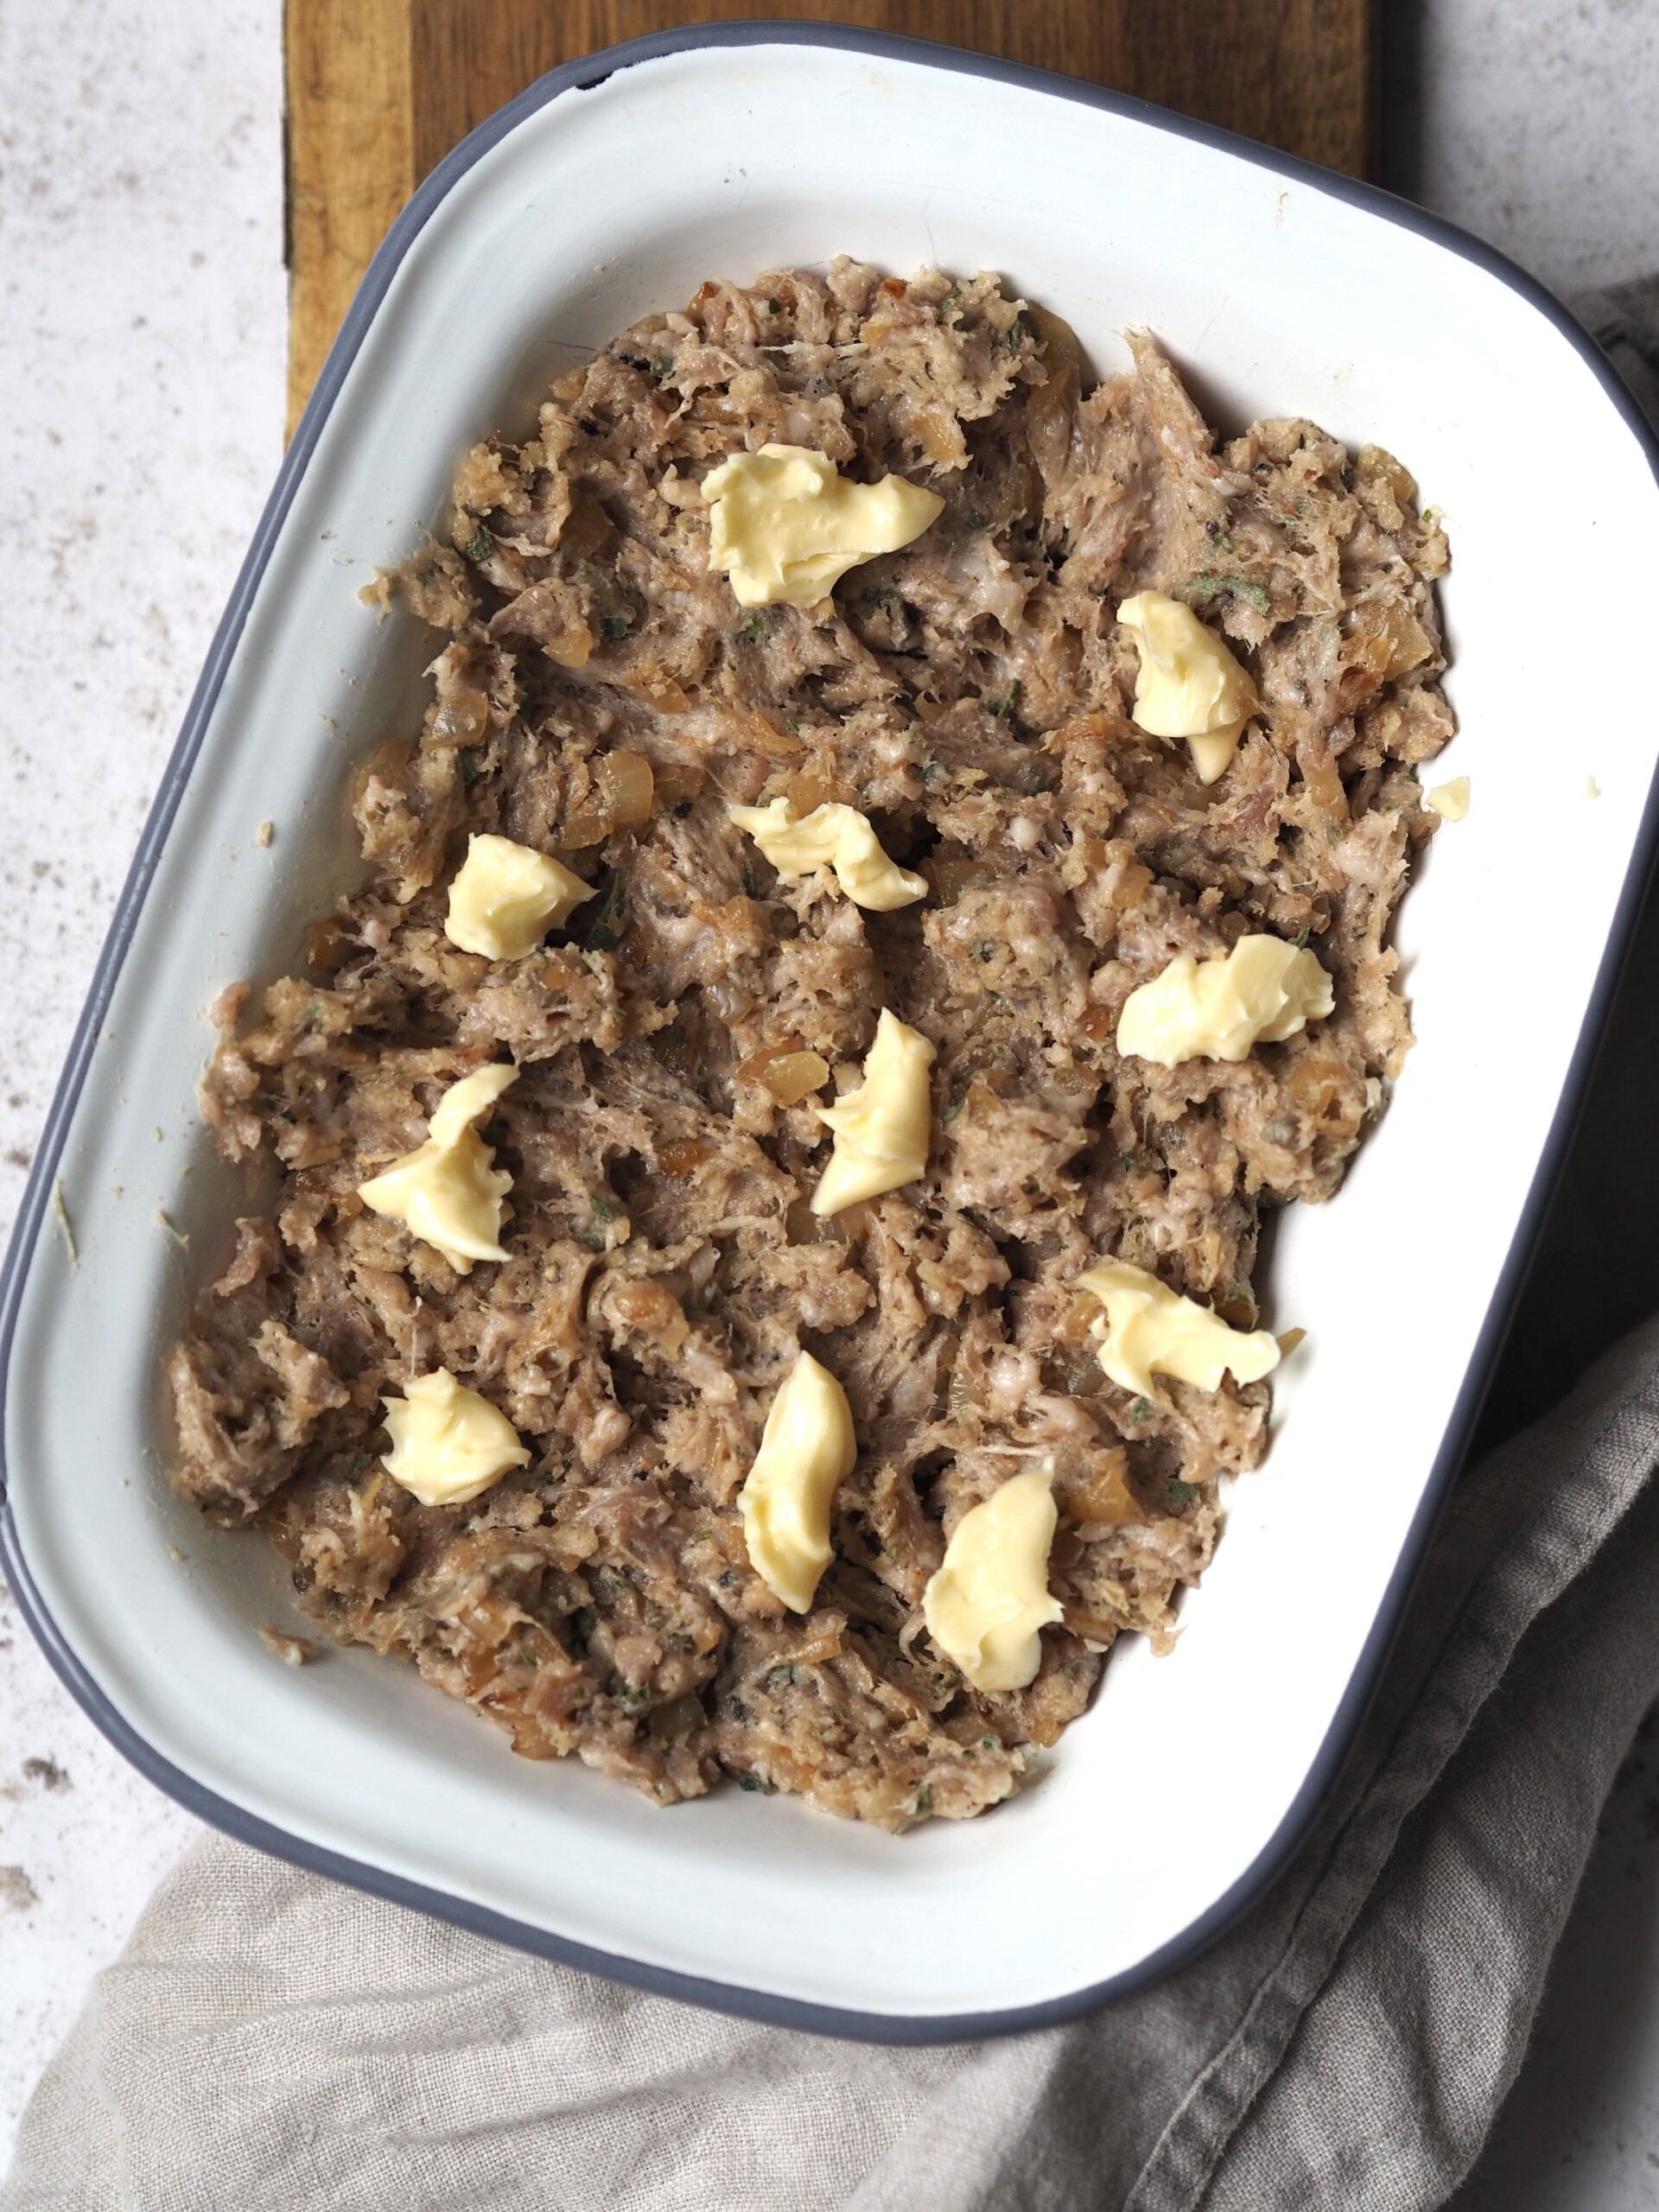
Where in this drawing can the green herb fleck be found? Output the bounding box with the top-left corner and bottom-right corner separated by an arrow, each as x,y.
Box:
1295,924 -> 1312,949
1325,822 -> 1344,844
347,1452 -> 370,1478
967,507 -> 988,530
601,607 -> 635,641
306,1001 -> 324,1021
587,1192 -> 620,1250
1164,1478 -> 1198,1510
767,297 -> 781,315
1130,1397 -> 1152,1426
941,283 -> 963,313
736,1770 -> 776,1794
921,760 -> 948,789
943,1102 -> 964,1122
975,939 -> 996,963
738,611 -> 769,645
743,858 -> 758,898
464,525 -> 493,563
913,1785 -> 934,1820
980,1734 -> 998,1751
1007,310 -> 1033,347
569,1606 -> 596,1650
1175,571 -> 1272,615
461,752 -> 481,784
989,680 -> 1023,721
582,873 -> 625,953
1120,1151 -> 1135,1166
786,715 -> 801,734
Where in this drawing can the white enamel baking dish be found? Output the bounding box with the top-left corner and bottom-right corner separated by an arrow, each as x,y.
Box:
5,24 -> 1658,2040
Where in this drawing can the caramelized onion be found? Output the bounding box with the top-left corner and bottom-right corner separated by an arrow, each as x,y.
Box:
728,707 -> 804,760
599,750 -> 654,829
1064,1451 -> 1142,1526
609,1278 -> 690,1352
559,493 -> 612,557
561,751 -> 655,847
427,686 -> 491,749
633,674 -> 693,715
543,620 -> 594,671
1287,1056 -> 1363,1137
739,1045 -> 830,1105
782,769 -> 853,815
656,1137 -> 714,1178
923,855 -> 998,905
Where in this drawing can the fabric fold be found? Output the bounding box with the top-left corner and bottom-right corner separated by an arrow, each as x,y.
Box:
8,1317 -> 1659,2212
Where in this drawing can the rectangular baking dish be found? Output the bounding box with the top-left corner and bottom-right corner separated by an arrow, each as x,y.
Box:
5,24 -> 1658,2041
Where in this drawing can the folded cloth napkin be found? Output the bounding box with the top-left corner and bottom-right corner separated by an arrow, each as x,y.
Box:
9,287 -> 1659,2212
7,1309 -> 1659,2212
1575,271 -> 1659,428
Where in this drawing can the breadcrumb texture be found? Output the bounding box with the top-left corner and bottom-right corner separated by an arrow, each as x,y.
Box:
169,261 -> 1452,1830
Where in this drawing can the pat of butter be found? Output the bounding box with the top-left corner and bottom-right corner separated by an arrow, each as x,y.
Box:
1077,1260 -> 1281,1397
1426,777 -> 1470,823
358,1064 -> 518,1273
445,833 -> 594,959
738,1350 -> 858,1611
702,443 -> 944,608
380,1368 -> 531,1506
811,1008 -> 937,1216
728,795 -> 926,911
923,1461 -> 1063,1693
1117,590 -> 1257,784
1117,936 -> 1334,1067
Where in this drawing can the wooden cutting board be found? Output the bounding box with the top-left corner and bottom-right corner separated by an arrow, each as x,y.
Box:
284,0 -> 1373,435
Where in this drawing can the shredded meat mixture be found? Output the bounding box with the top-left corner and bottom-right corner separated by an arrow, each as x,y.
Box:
169,260 -> 1452,1830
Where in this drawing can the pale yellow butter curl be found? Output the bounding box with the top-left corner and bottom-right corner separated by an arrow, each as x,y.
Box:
728,795 -> 926,912
380,1368 -> 531,1507
1117,936 -> 1333,1067
811,1010 -> 937,1216
1117,590 -> 1258,784
445,834 -> 594,960
357,1064 -> 518,1273
702,444 -> 944,607
923,1461 -> 1063,1692
737,1349 -> 859,1612
1077,1260 -> 1281,1398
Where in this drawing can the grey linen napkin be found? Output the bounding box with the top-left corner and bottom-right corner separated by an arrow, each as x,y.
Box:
8,1311 -> 1659,2212
9,287 -> 1659,2212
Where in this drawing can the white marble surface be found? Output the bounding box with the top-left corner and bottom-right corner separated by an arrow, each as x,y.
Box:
1,0 -> 1656,2190
0,0 -> 283,2158
1412,0 -> 1659,296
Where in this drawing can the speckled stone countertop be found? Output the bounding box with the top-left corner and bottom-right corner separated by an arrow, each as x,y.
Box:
2,0 -> 1656,2192
0,0 -> 283,2144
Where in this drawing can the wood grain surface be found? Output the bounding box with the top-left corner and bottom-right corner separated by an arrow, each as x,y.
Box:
285,0 -> 1373,432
